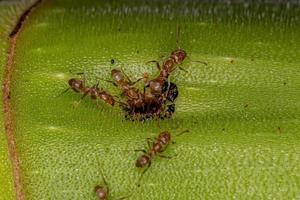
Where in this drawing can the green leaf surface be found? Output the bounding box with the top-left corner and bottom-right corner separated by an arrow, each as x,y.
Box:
0,1 -> 34,199
3,0 -> 300,199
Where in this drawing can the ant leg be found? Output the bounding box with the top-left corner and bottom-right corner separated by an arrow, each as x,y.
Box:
56,87 -> 70,98
137,163 -> 151,187
99,169 -> 110,195
95,99 -> 100,108
146,60 -> 161,71
116,195 -> 132,200
98,78 -> 118,87
129,77 -> 143,86
120,67 -> 143,86
134,149 -> 147,153
146,138 -> 155,149
100,170 -> 108,187
158,155 -> 172,159
176,26 -> 182,49
177,66 -> 188,73
73,99 -> 82,107
187,56 -> 208,66
120,66 -> 134,83
176,129 -> 190,137
73,91 -> 89,107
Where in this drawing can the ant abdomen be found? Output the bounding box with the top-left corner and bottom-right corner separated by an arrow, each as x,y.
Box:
136,155 -> 150,168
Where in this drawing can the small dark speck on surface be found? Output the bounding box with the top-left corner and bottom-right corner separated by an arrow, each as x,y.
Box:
110,59 -> 115,64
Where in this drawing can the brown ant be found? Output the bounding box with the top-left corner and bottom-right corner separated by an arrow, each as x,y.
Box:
135,130 -> 189,184
94,170 -> 130,200
145,27 -> 207,99
110,69 -> 144,106
63,77 -> 115,107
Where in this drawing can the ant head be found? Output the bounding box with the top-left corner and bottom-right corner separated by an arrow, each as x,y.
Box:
159,131 -> 171,142
111,69 -> 124,82
68,78 -> 77,85
68,78 -> 83,89
94,185 -> 108,200
170,49 -> 187,64
136,155 -> 150,168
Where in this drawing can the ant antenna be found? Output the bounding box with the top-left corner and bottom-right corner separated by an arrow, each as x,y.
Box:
137,166 -> 150,187
56,87 -> 70,98
96,161 -> 110,191
176,129 -> 190,137
68,69 -> 85,76
187,56 -> 208,66
96,77 -> 117,87
176,26 -> 181,49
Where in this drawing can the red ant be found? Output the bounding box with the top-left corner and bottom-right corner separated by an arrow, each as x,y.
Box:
94,170 -> 130,200
145,27 -> 207,99
62,75 -> 115,107
110,69 -> 145,108
135,130 -> 189,184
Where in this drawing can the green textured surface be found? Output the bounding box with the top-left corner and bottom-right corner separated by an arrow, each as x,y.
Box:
8,0 -> 300,199
0,2 -> 21,200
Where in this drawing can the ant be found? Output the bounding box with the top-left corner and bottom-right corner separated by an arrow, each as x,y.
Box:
145,27 -> 207,100
135,130 -> 189,183
110,69 -> 144,107
94,170 -> 130,200
64,76 -> 115,106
